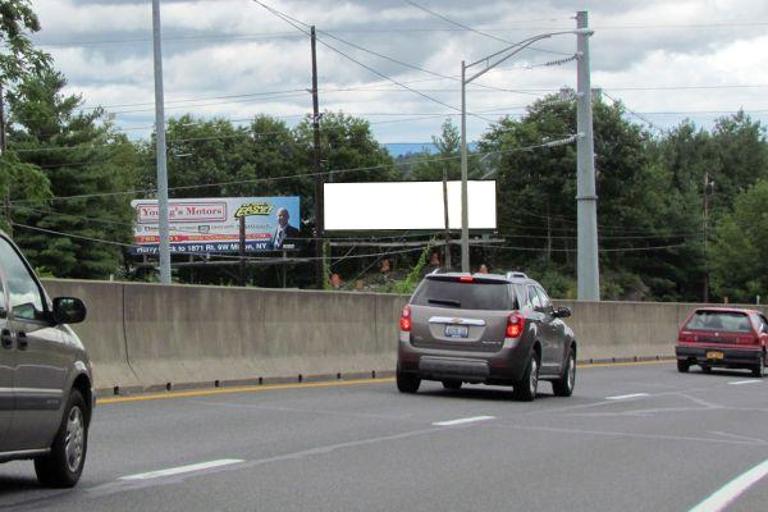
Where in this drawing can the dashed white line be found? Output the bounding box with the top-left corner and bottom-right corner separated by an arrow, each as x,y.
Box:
728,380 -> 761,386
118,459 -> 245,481
605,393 -> 650,400
689,458 -> 768,512
433,415 -> 495,426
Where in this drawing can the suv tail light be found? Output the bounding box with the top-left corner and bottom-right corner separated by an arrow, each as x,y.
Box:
400,305 -> 412,332
506,312 -> 525,338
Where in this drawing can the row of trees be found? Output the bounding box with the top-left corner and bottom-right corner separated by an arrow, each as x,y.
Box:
2,1 -> 767,301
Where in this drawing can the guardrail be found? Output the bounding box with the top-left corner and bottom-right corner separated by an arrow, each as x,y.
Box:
42,279 -> 743,395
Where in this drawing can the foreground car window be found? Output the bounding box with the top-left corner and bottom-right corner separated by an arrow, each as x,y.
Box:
0,238 -> 45,321
412,280 -> 512,310
685,311 -> 752,332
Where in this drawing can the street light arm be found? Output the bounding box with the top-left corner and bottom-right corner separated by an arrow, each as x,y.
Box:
465,37 -> 550,84
464,29 -> 582,84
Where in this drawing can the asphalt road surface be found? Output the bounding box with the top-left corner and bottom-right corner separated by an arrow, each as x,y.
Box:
1,362 -> 767,512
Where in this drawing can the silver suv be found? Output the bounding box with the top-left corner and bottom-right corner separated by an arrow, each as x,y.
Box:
397,271 -> 576,401
0,232 -> 93,487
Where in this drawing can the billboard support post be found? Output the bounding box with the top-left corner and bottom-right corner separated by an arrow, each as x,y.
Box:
239,215 -> 246,287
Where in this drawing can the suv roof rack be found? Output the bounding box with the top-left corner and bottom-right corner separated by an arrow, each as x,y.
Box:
505,271 -> 528,280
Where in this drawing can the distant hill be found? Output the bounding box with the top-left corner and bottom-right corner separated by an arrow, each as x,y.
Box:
383,142 -> 479,158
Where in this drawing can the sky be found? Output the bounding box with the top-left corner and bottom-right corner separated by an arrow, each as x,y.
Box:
29,0 -> 768,148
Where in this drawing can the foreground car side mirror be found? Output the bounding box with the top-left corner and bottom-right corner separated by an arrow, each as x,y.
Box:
52,297 -> 87,325
553,306 -> 571,319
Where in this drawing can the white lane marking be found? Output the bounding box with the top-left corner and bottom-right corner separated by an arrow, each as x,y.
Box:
119,459 -> 244,481
433,415 -> 495,426
689,458 -> 768,512
728,380 -> 761,386
605,393 -> 650,400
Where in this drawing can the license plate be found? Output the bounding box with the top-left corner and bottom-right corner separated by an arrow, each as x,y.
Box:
444,325 -> 469,339
706,351 -> 724,360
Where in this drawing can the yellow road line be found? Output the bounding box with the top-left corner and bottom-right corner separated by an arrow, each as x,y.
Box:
97,378 -> 393,405
580,359 -> 673,369
96,359 -> 673,405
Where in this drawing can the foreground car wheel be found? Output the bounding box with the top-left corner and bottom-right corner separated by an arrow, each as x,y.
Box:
35,390 -> 88,488
753,354 -> 766,378
677,360 -> 690,373
513,353 -> 540,402
442,380 -> 462,391
552,351 -> 576,397
701,365 -> 712,374
396,368 -> 421,394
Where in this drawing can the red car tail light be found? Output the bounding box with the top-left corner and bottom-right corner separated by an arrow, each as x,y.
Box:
736,334 -> 759,344
459,275 -> 474,283
678,331 -> 695,343
506,312 -> 526,338
400,305 -> 412,332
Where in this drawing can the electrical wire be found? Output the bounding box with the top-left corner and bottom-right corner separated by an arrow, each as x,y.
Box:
9,134 -> 578,204
403,0 -> 572,57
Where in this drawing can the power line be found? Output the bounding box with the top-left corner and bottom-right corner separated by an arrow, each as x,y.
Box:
251,1 -> 500,123
10,134 -> 577,204
403,0 -> 571,57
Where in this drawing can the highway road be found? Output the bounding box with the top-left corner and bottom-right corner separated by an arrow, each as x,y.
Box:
1,362 -> 767,512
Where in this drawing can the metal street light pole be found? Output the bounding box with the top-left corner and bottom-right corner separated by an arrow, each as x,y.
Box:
152,0 -> 171,284
575,11 -> 599,300
459,30 -> 580,273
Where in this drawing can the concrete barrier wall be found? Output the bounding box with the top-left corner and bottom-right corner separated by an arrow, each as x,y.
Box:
41,279 -> 764,393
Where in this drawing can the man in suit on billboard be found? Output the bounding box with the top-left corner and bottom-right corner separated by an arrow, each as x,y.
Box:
272,207 -> 300,250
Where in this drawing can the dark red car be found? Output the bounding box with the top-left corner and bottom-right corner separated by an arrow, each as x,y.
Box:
676,307 -> 767,377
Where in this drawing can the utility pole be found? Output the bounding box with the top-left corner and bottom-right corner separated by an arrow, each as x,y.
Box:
459,60 -> 470,272
442,166 -> 451,270
0,83 -> 10,237
703,170 -> 710,303
576,10 -> 600,301
152,0 -> 171,285
311,26 -> 325,289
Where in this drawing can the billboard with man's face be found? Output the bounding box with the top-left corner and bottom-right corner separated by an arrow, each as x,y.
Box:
129,197 -> 300,255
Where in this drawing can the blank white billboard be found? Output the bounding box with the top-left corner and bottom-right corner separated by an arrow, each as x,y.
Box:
324,181 -> 496,230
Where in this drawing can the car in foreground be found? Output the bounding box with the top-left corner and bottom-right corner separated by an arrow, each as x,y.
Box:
396,271 -> 576,401
0,231 -> 93,487
676,307 -> 767,377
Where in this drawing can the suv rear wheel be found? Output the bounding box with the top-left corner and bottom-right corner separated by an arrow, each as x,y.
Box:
513,352 -> 539,402
677,360 -> 690,373
35,390 -> 88,488
552,350 -> 576,397
396,368 -> 421,394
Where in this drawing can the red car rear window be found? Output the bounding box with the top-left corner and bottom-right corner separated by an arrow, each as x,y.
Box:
685,311 -> 752,333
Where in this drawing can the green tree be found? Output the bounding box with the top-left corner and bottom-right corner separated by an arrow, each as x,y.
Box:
478,92 -> 691,300
409,119 -> 462,181
710,180 -> 768,303
294,111 -> 395,183
0,0 -> 53,231
9,68 -> 138,278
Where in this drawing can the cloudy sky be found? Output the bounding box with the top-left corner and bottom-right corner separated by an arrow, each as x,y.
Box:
30,0 -> 768,146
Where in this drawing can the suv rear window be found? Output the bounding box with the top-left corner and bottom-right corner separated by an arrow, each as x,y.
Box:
411,279 -> 513,310
685,311 -> 753,333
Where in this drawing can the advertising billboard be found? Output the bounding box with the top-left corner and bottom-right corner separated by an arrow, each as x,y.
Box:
130,197 -> 300,255
324,181 -> 496,230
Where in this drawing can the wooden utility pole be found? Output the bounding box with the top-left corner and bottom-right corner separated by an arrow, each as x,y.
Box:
442,167 -> 451,270
311,26 -> 325,289
703,170 -> 710,303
